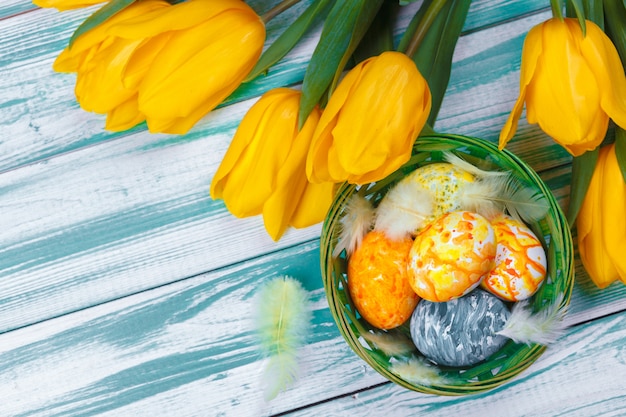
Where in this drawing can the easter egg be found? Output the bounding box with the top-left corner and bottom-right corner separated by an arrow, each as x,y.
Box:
348,231 -> 419,329
402,162 -> 475,221
482,214 -> 547,301
407,211 -> 497,302
410,289 -> 510,367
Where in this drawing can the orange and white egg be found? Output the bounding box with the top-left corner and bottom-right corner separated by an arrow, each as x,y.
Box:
408,211 -> 497,302
482,214 -> 547,301
347,231 -> 419,329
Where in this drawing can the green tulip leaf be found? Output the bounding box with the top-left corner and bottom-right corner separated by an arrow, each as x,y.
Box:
69,0 -> 136,47
401,0 -> 471,127
299,0 -> 384,127
614,127 -> 626,184
567,148 -> 599,226
351,0 -> 396,63
244,0 -> 334,82
604,0 -> 626,68
550,0 -> 564,19
581,0 -> 603,27
566,0 -> 587,35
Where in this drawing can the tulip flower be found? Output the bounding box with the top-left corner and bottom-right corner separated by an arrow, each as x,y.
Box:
306,51 -> 432,185
577,143 -> 626,288
54,0 -> 265,134
210,88 -> 335,241
33,0 -> 108,11
499,18 -> 626,156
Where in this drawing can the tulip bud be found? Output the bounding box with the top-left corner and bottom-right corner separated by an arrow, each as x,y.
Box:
500,18 -> 626,156
306,51 -> 432,185
211,88 -> 335,241
53,0 -> 265,134
577,143 -> 626,288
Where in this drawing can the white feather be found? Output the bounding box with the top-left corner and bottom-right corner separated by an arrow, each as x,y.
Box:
361,330 -> 416,357
460,175 -> 550,223
444,152 -> 509,179
497,295 -> 569,345
389,355 -> 449,386
460,175 -> 510,220
374,181 -> 434,240
333,194 -> 375,257
255,276 -> 311,401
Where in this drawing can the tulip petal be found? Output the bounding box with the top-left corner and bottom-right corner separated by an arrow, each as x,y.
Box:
106,0 -> 253,39
74,38 -> 142,113
579,21 -> 626,131
499,22 -> 543,149
600,144 -> 626,281
577,146 -> 619,288
211,90 -> 298,218
121,33 -> 172,89
105,95 -> 145,131
306,65 -> 356,185
262,107 -> 321,241
307,52 -> 430,185
526,19 -> 606,155
333,53 -> 426,178
136,13 -> 264,124
66,0 -> 169,58
290,181 -> 336,229
33,0 -> 107,11
211,90 -> 296,197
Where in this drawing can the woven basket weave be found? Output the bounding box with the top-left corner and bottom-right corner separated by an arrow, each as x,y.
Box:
320,134 -> 575,395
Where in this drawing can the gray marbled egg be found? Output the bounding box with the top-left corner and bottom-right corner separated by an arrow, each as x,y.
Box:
410,289 -> 510,367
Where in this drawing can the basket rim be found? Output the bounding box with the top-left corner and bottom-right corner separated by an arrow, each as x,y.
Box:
320,133 -> 575,396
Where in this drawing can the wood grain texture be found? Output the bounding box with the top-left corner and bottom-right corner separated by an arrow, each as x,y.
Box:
2,9 -> 603,335
2,2 -> 626,416
284,312 -> 626,417
1,2 -> 552,174
1,239 -> 624,417
0,1 -> 36,18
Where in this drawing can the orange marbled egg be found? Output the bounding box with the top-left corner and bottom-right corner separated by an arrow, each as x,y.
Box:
482,214 -> 547,301
408,211 -> 497,302
347,231 -> 420,329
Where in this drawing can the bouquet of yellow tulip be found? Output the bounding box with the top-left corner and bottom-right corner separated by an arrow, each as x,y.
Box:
498,0 -> 626,289
36,0 -> 626,289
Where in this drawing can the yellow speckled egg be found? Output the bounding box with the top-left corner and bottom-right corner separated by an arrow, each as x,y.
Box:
482,214 -> 547,301
402,162 -> 475,220
347,231 -> 420,329
408,211 -> 496,302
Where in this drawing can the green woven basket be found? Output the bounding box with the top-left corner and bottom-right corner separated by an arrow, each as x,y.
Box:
320,133 -> 575,395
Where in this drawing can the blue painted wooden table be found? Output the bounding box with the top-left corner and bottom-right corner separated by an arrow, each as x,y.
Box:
1,1 -> 625,416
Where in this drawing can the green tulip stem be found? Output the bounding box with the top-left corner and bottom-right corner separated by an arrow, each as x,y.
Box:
261,0 -> 303,23
550,0 -> 564,19
403,0 -> 449,58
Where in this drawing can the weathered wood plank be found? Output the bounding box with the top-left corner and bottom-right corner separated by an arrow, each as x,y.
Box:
0,9 -> 581,334
0,238 -> 624,417
0,1 -> 36,18
0,97 -> 324,333
0,2 -> 316,173
0,12 -> 623,331
1,4 -> 552,174
284,312 -> 626,417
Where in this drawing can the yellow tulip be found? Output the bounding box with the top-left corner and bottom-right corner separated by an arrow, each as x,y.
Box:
54,0 -> 168,131
306,51 -> 432,185
53,0 -> 265,134
500,18 -> 626,156
577,143 -> 626,288
210,88 -> 335,241
33,0 -> 107,11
